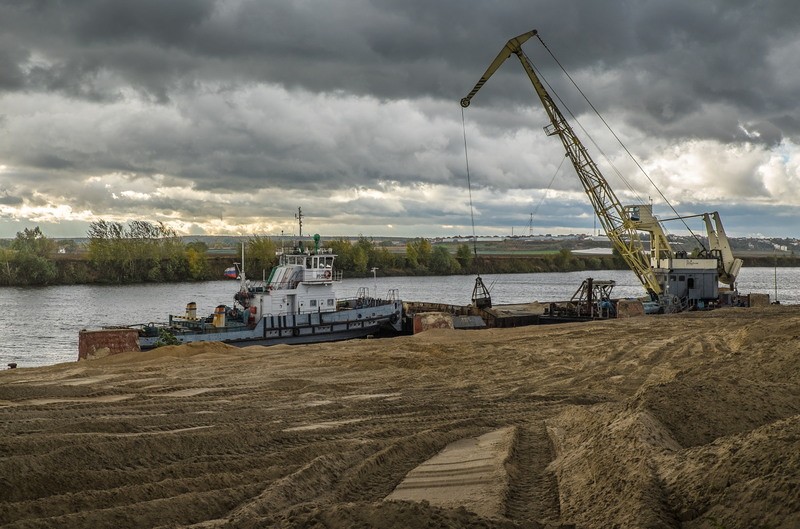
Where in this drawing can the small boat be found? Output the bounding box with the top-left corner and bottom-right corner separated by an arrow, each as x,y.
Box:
132,235 -> 403,350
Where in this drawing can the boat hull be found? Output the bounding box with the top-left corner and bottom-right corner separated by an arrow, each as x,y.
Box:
138,301 -> 403,350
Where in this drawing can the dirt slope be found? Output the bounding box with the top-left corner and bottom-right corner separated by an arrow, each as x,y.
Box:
1,306 -> 799,528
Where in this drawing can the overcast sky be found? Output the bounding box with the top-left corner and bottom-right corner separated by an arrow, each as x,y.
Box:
2,0 -> 799,240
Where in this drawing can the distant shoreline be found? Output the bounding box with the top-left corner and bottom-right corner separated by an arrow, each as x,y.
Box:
1,252 -> 798,287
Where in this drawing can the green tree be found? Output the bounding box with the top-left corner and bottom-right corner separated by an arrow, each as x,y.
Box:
352,245 -> 369,275
12,226 -> 56,257
455,243 -> 474,270
8,226 -> 57,284
415,238 -> 432,266
245,236 -> 278,277
185,241 -> 210,280
87,220 -> 188,283
87,220 -> 127,282
329,239 -> 354,271
429,246 -> 461,275
0,248 -> 13,285
405,241 -> 419,268
554,248 -> 572,269
406,238 -> 432,269
186,248 -> 208,280
372,246 -> 398,271
13,253 -> 58,284
357,235 -> 391,272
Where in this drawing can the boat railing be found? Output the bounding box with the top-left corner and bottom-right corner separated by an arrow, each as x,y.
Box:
336,292 -> 398,309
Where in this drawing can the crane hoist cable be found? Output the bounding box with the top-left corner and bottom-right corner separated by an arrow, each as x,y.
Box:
524,51 -> 643,203
461,29 -> 743,301
531,155 -> 566,221
461,29 -> 662,297
462,101 -> 565,247
523,51 -> 696,253
460,106 -> 479,258
461,106 -> 492,308
534,34 -> 708,251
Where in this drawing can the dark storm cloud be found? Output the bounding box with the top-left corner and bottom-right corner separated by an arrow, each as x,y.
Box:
2,0 -> 800,237
24,153 -> 75,170
0,44 -> 26,91
5,0 -> 800,137
0,194 -> 22,206
71,0 -> 216,44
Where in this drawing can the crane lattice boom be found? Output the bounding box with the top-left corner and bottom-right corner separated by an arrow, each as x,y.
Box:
461,30 -> 661,297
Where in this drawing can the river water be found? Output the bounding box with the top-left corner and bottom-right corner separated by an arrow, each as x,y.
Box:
1,267 -> 796,368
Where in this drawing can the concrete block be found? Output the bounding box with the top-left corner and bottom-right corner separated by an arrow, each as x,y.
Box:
413,312 -> 454,334
78,329 -> 141,361
616,299 -> 645,318
747,293 -> 770,307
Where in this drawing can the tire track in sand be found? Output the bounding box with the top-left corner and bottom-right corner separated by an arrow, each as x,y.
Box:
504,420 -> 560,524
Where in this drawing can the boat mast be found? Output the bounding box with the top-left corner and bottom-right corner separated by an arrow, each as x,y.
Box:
239,240 -> 246,285
295,207 -> 303,237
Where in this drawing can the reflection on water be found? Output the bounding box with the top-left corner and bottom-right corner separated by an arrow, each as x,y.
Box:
0,267 -> 796,368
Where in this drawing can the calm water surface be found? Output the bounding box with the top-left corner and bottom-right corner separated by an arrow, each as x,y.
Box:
1,267 -> 796,368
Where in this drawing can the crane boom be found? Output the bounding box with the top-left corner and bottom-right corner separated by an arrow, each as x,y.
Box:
462,30 -> 745,307
703,211 -> 743,286
461,29 -> 663,297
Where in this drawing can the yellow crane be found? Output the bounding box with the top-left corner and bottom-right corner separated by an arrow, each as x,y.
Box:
461,30 -> 742,307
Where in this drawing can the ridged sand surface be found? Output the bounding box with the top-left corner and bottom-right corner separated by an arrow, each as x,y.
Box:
1,305 -> 799,528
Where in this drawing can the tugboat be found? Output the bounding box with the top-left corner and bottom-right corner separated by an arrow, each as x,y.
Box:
134,234 -> 403,350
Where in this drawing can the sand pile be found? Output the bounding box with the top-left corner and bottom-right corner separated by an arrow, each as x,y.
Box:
1,305 -> 798,528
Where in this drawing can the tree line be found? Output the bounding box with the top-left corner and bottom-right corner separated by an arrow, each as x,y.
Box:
0,222 -> 650,287
0,222 -> 213,286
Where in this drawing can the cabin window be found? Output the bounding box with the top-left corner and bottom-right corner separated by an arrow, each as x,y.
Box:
670,275 -> 676,282
310,299 -> 317,307
327,299 -> 335,307
679,275 -> 685,282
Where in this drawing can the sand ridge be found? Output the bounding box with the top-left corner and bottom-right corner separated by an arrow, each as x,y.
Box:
0,305 -> 798,528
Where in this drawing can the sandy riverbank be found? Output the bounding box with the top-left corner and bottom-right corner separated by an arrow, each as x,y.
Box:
1,305 -> 799,528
